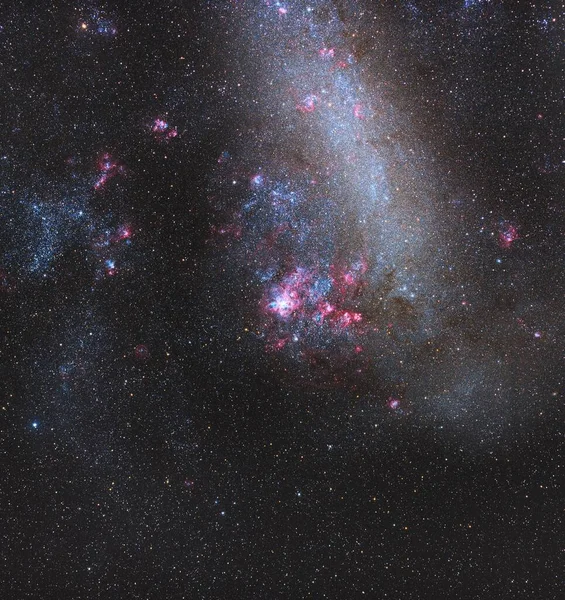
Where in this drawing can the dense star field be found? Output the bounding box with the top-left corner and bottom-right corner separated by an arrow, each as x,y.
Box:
2,1 -> 564,598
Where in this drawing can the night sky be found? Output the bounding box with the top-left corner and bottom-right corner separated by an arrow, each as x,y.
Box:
2,1 -> 565,598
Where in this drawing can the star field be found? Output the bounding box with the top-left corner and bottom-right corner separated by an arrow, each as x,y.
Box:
2,1 -> 565,598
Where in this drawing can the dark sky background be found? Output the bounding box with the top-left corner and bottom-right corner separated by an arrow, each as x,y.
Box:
2,1 -> 564,598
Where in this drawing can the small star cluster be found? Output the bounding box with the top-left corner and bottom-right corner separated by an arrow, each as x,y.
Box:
2,1 -> 565,598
